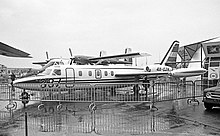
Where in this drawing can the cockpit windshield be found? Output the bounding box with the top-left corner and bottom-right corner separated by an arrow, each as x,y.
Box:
38,68 -> 61,76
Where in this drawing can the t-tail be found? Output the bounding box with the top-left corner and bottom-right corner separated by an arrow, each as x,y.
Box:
160,41 -> 179,68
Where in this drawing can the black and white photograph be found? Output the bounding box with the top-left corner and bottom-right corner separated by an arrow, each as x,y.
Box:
0,0 -> 220,136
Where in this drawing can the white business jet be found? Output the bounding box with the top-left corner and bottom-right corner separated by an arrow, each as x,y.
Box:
13,62 -> 206,91
13,41 -> 207,92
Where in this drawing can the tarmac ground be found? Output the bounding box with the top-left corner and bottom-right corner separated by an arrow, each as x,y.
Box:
1,97 -> 220,136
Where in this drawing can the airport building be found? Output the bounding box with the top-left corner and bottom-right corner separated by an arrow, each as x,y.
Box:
178,41 -> 220,86
203,42 -> 220,85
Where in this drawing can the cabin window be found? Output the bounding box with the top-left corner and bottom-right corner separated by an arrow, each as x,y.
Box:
52,69 -> 61,75
104,71 -> 108,76
88,71 -> 92,76
111,71 -> 114,76
79,71 -> 82,76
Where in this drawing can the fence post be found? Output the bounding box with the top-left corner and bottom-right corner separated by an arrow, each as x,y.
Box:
187,81 -> 199,105
88,84 -> 99,134
151,81 -> 158,111
144,83 -> 148,101
150,110 -> 156,132
20,89 -> 30,136
88,101 -> 98,134
6,83 -> 17,120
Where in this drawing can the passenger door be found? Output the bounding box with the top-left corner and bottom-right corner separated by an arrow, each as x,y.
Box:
65,68 -> 75,88
95,69 -> 102,79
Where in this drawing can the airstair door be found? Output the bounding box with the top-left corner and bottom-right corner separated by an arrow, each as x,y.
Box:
95,69 -> 102,79
65,68 -> 75,88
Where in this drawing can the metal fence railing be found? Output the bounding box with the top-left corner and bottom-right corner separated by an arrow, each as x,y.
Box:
0,81 -> 206,103
0,84 -> 11,101
0,80 -> 210,135
0,80 -> 207,117
0,107 -> 183,135
153,81 -> 194,102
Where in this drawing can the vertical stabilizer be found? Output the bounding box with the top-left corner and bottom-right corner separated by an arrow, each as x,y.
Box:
160,41 -> 179,68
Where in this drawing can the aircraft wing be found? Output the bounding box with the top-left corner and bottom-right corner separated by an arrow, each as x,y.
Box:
88,52 -> 151,61
0,42 -> 32,58
115,71 -> 169,77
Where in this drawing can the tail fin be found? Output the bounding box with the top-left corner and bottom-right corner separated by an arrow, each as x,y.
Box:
160,41 -> 179,68
124,48 -> 132,64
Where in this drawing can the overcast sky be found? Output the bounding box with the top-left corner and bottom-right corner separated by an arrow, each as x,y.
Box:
0,0 -> 220,68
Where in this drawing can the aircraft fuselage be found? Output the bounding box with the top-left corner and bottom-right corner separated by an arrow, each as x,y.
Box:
13,65 -> 146,90
13,64 -> 206,91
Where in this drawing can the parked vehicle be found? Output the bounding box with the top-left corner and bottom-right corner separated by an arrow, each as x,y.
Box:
203,81 -> 220,110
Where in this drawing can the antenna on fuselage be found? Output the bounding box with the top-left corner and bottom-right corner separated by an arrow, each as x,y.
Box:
46,51 -> 49,60
45,51 -> 51,63
69,48 -> 73,57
